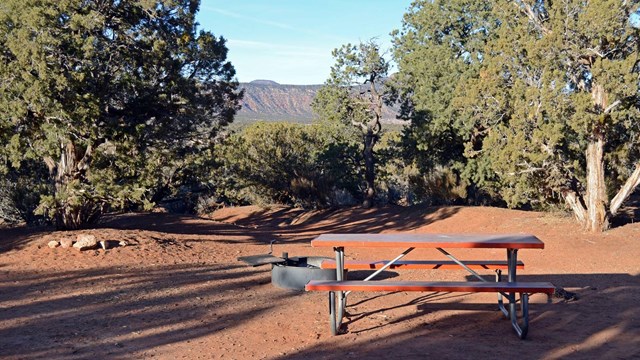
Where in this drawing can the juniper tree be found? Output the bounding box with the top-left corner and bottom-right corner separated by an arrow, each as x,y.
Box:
312,41 -> 390,208
0,0 -> 241,229
389,1 -> 497,202
393,0 -> 640,231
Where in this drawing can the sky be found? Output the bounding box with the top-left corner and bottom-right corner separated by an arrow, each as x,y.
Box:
196,0 -> 414,85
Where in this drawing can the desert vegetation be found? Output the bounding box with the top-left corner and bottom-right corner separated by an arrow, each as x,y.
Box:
3,0 -> 640,232
0,0 -> 242,229
1,2 -> 640,358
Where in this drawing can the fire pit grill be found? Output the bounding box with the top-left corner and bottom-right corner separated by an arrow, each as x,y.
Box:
238,242 -> 338,290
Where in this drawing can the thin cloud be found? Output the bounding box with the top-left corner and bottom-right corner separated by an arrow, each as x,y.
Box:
201,5 -> 348,43
229,39 -> 328,57
201,6 -> 294,30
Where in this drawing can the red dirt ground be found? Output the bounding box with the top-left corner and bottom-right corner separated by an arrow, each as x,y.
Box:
0,205 -> 638,359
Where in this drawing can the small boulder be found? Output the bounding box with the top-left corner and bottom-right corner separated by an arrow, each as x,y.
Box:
48,240 -> 60,248
73,234 -> 98,251
60,238 -> 74,249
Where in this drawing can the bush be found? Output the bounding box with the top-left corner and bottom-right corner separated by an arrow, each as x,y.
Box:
408,166 -> 468,206
375,130 -> 416,205
212,121 -> 361,208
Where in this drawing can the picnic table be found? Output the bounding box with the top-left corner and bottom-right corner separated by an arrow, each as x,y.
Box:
305,233 -> 555,339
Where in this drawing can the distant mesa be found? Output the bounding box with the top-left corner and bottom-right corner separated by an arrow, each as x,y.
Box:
236,79 -> 404,125
249,79 -> 280,86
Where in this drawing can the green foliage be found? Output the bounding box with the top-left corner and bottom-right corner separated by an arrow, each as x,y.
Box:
374,130 -> 424,205
212,121 -> 361,208
312,40 -> 392,207
0,180 -> 22,224
388,0 -> 495,202
0,161 -> 49,224
0,0 -> 241,229
392,0 -> 640,212
376,130 -> 472,206
408,166 -> 470,206
312,40 -> 391,131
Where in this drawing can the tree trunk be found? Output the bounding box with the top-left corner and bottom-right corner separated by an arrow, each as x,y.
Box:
361,77 -> 383,209
362,130 -> 376,208
584,137 -> 609,232
45,141 -> 101,230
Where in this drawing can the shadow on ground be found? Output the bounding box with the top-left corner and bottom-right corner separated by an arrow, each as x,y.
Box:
0,263 -> 295,359
0,225 -> 53,254
278,273 -> 639,360
95,205 -> 461,246
2,206 -> 638,359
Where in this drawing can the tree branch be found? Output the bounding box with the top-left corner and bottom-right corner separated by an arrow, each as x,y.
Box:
514,1 -> 552,35
563,190 -> 587,224
604,100 -> 621,114
76,144 -> 93,172
610,163 -> 640,216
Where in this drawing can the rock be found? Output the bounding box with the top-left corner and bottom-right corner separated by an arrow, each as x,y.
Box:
73,234 -> 98,251
60,238 -> 74,249
118,240 -> 129,247
48,240 -> 60,248
99,240 -> 107,250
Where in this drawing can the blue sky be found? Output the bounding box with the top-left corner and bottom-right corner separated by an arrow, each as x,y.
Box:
197,0 -> 413,85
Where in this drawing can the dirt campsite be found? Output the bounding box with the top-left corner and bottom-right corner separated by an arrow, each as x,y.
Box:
0,205 -> 638,359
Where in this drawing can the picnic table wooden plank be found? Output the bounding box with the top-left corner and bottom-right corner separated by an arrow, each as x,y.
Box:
305,280 -> 555,294
311,233 -> 545,249
320,259 -> 525,270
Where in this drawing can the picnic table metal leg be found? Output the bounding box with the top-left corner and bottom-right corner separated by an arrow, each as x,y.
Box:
344,247 -> 416,297
438,247 -> 513,317
329,291 -> 338,336
436,248 -> 484,281
332,247 -> 346,335
496,269 -> 509,318
507,249 -> 517,320
511,293 -> 529,339
506,248 -> 530,339
435,246 -> 529,337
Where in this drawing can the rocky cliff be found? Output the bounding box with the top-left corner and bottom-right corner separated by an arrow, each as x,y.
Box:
236,80 -> 400,123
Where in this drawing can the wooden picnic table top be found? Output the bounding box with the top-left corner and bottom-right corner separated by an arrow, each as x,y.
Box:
311,233 -> 544,249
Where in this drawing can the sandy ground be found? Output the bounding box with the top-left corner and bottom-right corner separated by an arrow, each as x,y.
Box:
0,205 -> 638,359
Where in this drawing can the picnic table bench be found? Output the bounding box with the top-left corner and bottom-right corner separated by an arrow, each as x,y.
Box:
320,259 -> 525,270
305,233 -> 555,339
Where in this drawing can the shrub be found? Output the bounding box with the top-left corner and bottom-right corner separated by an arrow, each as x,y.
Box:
212,121 -> 361,208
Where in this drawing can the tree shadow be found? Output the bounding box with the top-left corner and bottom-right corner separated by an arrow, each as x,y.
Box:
344,270 -> 399,281
0,225 -> 53,254
96,205 -> 461,247
609,192 -> 640,228
0,263 -> 298,359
